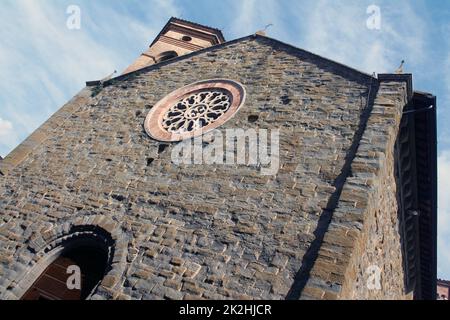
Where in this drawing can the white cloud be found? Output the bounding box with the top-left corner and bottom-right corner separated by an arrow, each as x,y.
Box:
446,53 -> 450,101
0,0 -> 180,157
0,118 -> 13,139
438,151 -> 450,278
230,0 -> 426,74
296,0 -> 426,74
230,0 -> 258,36
229,0 -> 288,42
0,117 -> 18,156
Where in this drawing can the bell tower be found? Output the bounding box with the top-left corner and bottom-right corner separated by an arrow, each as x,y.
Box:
123,17 -> 225,74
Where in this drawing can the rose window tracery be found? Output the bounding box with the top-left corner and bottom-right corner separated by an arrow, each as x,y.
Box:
161,89 -> 232,134
144,79 -> 246,142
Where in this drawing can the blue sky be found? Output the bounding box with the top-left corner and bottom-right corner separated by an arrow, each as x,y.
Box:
0,0 -> 449,279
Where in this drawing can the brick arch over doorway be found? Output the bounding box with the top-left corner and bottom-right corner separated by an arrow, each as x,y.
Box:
1,220 -> 128,300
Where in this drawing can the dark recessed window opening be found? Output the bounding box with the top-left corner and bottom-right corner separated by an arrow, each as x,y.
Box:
182,36 -> 192,42
156,51 -> 178,63
112,194 -> 126,202
21,246 -> 108,300
158,144 -> 169,154
281,95 -> 291,105
248,115 -> 259,123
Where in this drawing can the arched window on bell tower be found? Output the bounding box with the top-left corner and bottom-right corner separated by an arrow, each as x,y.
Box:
156,51 -> 178,63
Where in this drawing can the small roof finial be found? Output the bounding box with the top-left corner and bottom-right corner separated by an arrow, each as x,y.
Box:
97,70 -> 117,85
255,23 -> 273,36
395,60 -> 405,74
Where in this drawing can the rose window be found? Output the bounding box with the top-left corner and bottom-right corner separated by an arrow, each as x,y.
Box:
162,89 -> 232,134
145,79 -> 246,142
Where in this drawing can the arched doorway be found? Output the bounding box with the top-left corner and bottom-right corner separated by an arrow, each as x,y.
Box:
19,226 -> 116,301
21,245 -> 109,300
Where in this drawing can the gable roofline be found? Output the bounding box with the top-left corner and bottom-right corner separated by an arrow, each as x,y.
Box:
257,34 -> 376,80
0,87 -> 92,176
2,33 -> 379,176
94,34 -> 376,88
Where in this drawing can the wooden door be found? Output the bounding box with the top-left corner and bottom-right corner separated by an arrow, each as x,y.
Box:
22,246 -> 108,300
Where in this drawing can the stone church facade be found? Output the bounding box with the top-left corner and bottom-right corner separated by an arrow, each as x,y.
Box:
0,18 -> 437,300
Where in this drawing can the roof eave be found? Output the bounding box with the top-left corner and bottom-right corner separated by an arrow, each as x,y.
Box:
95,34 -> 377,87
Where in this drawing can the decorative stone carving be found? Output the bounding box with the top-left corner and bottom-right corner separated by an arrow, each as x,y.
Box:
144,79 -> 246,142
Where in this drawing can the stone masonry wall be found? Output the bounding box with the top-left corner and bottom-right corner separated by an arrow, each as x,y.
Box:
300,81 -> 411,299
0,36 -> 377,300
